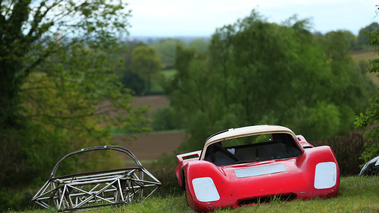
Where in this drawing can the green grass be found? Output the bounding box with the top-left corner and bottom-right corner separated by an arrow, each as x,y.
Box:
161,69 -> 177,80
17,176 -> 378,213
150,69 -> 177,94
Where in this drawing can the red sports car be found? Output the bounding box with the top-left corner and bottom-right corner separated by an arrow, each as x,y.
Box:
175,125 -> 340,212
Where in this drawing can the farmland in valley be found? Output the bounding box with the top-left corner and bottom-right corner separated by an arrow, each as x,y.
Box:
117,95 -> 186,161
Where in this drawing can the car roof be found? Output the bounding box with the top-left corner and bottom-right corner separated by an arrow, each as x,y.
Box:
200,125 -> 299,159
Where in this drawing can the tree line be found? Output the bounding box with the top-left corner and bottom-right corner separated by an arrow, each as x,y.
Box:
163,11 -> 377,157
117,22 -> 378,96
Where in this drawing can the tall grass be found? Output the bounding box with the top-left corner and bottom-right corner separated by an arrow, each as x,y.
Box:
15,176 -> 378,213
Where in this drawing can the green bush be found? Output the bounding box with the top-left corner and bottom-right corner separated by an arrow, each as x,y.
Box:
148,154 -> 183,197
312,131 -> 367,176
0,188 -> 36,212
151,107 -> 184,131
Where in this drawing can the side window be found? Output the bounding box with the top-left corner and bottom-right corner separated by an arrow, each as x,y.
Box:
272,133 -> 302,157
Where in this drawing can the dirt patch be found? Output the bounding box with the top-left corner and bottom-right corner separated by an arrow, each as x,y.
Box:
132,95 -> 169,109
98,95 -> 169,121
115,131 -> 187,160
132,95 -> 169,117
113,95 -> 183,161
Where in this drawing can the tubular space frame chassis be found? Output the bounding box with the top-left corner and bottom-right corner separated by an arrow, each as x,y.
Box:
32,145 -> 161,212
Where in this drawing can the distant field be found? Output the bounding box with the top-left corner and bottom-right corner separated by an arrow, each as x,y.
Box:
131,95 -> 169,117
115,130 -> 186,161
351,50 -> 379,84
161,69 -> 177,79
117,95 -> 185,161
351,49 -> 377,62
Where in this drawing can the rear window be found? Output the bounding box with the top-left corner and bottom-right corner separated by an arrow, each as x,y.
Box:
204,133 -> 302,166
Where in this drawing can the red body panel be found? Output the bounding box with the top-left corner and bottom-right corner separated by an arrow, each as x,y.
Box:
297,135 -> 314,148
176,146 -> 340,212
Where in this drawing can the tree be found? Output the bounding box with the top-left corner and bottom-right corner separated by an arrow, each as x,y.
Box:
0,1 -> 152,210
152,38 -> 185,69
357,22 -> 379,49
355,28 -> 379,163
0,43 -> 151,211
131,45 -> 162,93
338,30 -> 358,50
165,11 -> 376,151
114,42 -> 146,95
315,30 -> 376,134
188,38 -> 209,54
0,0 -> 131,130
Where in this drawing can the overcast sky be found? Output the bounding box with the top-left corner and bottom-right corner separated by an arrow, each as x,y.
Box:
126,0 -> 379,37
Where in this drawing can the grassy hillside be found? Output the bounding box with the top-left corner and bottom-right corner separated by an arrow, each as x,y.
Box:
19,176 -> 379,213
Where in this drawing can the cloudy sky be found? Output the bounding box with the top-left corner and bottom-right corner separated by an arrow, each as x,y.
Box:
126,0 -> 378,37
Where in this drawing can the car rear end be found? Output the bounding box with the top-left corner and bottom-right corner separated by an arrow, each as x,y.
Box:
182,146 -> 339,212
